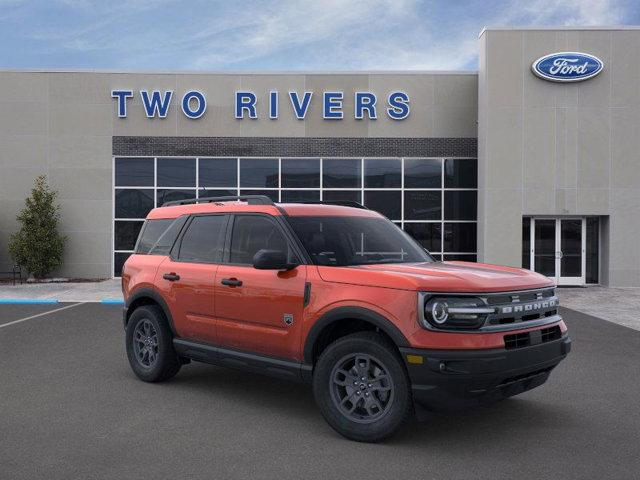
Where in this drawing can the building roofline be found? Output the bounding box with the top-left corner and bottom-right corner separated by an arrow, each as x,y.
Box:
0,67 -> 478,76
479,25 -> 640,38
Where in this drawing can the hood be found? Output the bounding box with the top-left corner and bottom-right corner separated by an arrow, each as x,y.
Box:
317,261 -> 554,293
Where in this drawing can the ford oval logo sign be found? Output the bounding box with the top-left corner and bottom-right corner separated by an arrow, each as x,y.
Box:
532,52 -> 604,82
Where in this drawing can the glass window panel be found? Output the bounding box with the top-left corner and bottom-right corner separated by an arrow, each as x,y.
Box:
198,189 -> 238,198
114,252 -> 132,277
239,190 -> 279,202
322,190 -> 362,204
430,253 -> 443,261
443,223 -> 477,253
560,219 -> 582,277
281,158 -> 320,188
136,218 -> 176,254
522,217 -> 531,269
240,158 -> 278,188
115,189 -> 154,218
115,158 -> 154,186
114,221 -> 144,251
534,219 -> 556,277
322,159 -> 361,188
199,158 -> 237,187
157,189 -> 196,207
444,190 -> 477,220
364,191 -> 401,220
404,159 -> 441,188
404,191 -> 442,220
148,216 -> 189,256
444,159 -> 477,188
403,223 -> 442,252
178,215 -> 227,263
444,254 -> 477,262
586,217 -> 599,284
229,215 -> 292,265
157,158 -> 196,187
364,158 -> 401,188
281,190 -> 320,203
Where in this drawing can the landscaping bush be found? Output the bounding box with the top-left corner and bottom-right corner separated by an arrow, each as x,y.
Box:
9,175 -> 66,279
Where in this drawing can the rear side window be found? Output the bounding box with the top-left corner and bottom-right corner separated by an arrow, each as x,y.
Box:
148,216 -> 188,255
135,218 -> 175,254
229,215 -> 294,265
177,215 -> 227,263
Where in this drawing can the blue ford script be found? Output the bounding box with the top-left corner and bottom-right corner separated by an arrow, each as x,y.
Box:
532,52 -> 603,82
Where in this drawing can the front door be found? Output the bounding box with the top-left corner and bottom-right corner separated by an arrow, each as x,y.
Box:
214,214 -> 307,360
530,218 -> 585,286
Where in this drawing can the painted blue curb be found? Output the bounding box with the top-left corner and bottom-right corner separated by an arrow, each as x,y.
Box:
0,299 -> 59,304
100,299 -> 124,305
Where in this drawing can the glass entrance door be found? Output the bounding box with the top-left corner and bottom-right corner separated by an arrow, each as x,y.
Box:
529,218 -> 586,286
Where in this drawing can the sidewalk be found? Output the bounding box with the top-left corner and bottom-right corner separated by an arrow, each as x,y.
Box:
0,279 -> 122,303
557,286 -> 640,331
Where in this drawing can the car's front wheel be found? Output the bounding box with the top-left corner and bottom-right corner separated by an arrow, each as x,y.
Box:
313,332 -> 412,442
125,305 -> 181,382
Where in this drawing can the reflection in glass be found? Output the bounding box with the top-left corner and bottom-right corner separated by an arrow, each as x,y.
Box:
323,159 -> 361,188
364,191 -> 401,220
282,159 -> 320,188
281,190 -> 320,202
404,159 -> 441,188
114,221 -> 144,251
199,158 -> 237,187
115,189 -> 154,218
586,217 -> 599,284
444,191 -> 477,220
560,219 -> 582,278
443,223 -> 477,252
156,189 -> 196,206
444,159 -> 477,188
534,220 -> 556,277
157,158 -> 196,187
323,190 -> 362,204
404,191 -> 441,220
403,223 -> 441,252
115,158 -> 154,186
240,158 -> 278,187
364,159 -> 401,188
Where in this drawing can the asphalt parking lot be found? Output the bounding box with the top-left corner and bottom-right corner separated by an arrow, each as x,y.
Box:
1,303 -> 639,479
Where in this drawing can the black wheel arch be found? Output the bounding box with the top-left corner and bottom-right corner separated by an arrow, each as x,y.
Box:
303,306 -> 410,365
125,288 -> 176,336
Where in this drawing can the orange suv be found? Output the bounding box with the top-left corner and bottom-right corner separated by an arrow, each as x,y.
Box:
122,195 -> 570,442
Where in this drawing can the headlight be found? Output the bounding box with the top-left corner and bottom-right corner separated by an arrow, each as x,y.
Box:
422,296 -> 495,330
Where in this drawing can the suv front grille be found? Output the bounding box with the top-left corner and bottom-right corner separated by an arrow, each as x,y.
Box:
484,288 -> 558,327
504,326 -> 562,350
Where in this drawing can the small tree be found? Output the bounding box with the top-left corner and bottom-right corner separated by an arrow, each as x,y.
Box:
9,175 -> 66,279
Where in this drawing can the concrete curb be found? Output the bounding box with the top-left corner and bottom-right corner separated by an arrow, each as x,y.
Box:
0,299 -> 59,304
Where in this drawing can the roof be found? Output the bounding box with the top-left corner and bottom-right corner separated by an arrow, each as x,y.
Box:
146,201 -> 381,220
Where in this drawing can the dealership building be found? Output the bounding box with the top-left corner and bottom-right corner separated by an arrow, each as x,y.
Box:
0,26 -> 639,286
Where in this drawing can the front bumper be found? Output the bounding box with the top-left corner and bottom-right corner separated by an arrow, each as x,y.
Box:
399,334 -> 571,413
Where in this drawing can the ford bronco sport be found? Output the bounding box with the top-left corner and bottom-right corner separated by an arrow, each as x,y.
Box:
121,195 -> 571,442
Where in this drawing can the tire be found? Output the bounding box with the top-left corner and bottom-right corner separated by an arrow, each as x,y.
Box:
125,305 -> 181,382
313,331 -> 412,442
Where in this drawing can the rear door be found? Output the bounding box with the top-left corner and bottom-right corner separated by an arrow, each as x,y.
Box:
156,214 -> 229,343
214,214 -> 307,360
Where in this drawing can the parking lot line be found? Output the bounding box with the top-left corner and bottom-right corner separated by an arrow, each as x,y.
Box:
0,302 -> 83,329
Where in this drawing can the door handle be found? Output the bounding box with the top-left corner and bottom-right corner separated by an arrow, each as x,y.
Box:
163,272 -> 180,281
221,278 -> 243,287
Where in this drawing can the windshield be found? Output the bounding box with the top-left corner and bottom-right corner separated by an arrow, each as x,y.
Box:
287,216 -> 434,266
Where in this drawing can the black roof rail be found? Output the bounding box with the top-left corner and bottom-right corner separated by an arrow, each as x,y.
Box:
162,195 -> 275,207
290,200 -> 369,210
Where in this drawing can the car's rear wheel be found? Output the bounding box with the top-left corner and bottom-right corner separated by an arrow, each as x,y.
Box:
126,305 -> 181,382
313,332 -> 412,442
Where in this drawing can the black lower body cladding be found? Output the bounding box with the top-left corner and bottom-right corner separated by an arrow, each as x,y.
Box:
400,335 -> 571,414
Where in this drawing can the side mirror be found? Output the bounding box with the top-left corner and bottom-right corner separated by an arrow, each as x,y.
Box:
252,249 -> 298,271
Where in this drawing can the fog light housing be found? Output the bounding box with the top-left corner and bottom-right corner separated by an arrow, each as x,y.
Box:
422,296 -> 494,330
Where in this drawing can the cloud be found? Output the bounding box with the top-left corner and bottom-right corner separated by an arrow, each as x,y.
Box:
2,0 -> 634,70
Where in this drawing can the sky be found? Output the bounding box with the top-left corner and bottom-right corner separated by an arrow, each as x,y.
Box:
0,0 -> 638,71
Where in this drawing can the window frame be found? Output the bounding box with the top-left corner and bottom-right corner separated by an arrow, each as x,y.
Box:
224,213 -> 307,267
170,213 -> 230,265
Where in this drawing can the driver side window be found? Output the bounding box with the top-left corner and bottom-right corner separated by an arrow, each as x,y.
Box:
229,215 -> 295,265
